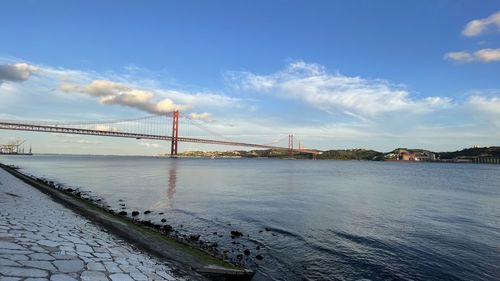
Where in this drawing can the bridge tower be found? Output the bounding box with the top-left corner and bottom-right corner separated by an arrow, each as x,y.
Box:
288,134 -> 293,158
170,110 -> 179,156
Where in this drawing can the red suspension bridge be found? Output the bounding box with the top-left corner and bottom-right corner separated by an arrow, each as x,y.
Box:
0,111 -> 320,158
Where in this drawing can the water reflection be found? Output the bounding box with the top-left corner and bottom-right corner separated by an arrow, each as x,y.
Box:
167,160 -> 178,207
151,160 -> 178,210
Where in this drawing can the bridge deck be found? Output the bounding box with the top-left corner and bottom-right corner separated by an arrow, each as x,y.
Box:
0,121 -> 319,154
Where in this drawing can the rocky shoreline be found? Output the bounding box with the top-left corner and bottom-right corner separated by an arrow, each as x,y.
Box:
0,164 -> 255,281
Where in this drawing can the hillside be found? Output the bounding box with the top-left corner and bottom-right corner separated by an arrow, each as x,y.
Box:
437,147 -> 500,160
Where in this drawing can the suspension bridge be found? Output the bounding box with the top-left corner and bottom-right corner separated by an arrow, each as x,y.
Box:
0,111 -> 320,158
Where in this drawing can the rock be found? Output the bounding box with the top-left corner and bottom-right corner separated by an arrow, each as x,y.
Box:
259,230 -> 263,233
131,211 -> 140,216
118,211 -> 127,216
265,227 -> 270,231
144,210 -> 151,214
213,232 -> 217,235
256,254 -> 264,260
236,254 -> 243,260
162,224 -> 173,232
230,230 -> 243,237
158,212 -> 164,215
189,234 -> 200,241
161,218 -> 166,223
244,249 -> 251,256
256,246 -> 261,250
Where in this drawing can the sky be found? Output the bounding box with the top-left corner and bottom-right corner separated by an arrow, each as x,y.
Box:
1,0 -> 500,155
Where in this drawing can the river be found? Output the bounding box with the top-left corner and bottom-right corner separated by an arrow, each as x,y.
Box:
1,154 -> 499,281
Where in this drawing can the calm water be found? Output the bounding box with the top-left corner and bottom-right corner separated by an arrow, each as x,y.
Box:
1,154 -> 499,281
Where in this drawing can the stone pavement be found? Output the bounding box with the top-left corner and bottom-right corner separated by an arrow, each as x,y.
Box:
0,168 -> 198,281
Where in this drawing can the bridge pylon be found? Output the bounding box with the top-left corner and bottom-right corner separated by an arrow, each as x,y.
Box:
170,110 -> 179,156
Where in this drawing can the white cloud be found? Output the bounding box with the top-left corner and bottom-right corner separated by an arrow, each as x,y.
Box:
228,61 -> 450,119
462,11 -> 500,37
63,139 -> 102,145
443,51 -> 475,63
93,124 -> 118,132
139,142 -> 161,148
467,95 -> 500,115
60,80 -> 188,115
475,48 -> 500,62
444,48 -> 500,63
0,63 -> 39,83
188,112 -> 211,120
158,89 -> 245,110
466,94 -> 500,128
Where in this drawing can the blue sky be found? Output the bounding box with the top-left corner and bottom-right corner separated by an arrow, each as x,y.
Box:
1,1 -> 500,154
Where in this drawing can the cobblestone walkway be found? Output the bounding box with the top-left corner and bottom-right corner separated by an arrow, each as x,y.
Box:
0,168 -> 194,281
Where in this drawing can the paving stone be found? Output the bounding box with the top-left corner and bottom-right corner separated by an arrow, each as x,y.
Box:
109,273 -> 135,281
130,271 -> 148,281
87,261 -> 106,271
0,248 -> 33,255
93,252 -> 112,259
51,254 -> 78,260
0,265 -> 48,277
0,241 -> 26,250
75,244 -> 93,253
53,260 -> 84,273
104,261 -> 122,273
50,274 -> 78,281
20,260 -> 57,271
0,257 -> 20,266
0,277 -> 22,281
156,270 -> 176,281
81,270 -> 109,281
0,254 -> 29,261
93,247 -> 109,253
0,169 -> 184,281
29,253 -> 55,261
37,240 -> 60,247
119,264 -> 141,273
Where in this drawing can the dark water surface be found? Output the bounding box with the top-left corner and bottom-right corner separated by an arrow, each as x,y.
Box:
1,154 -> 499,281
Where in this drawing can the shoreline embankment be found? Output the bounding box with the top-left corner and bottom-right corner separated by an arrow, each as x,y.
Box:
0,163 -> 254,281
